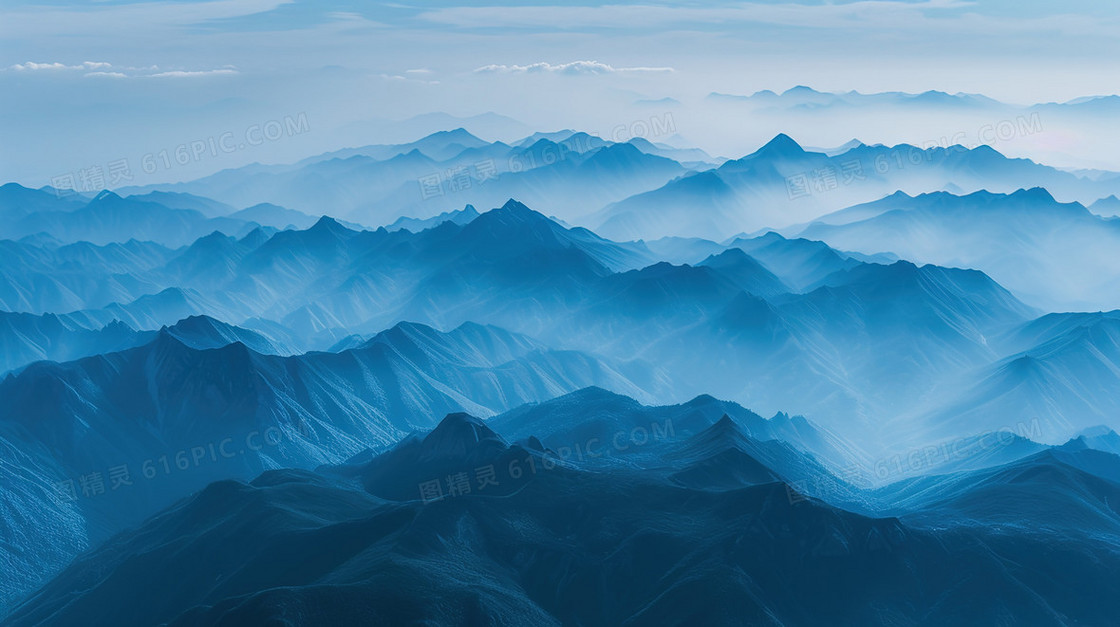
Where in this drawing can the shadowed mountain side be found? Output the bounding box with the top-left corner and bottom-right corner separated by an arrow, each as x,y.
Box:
0,313 -> 299,375
8,412 -> 1120,626
488,387 -> 866,478
0,321 -> 657,609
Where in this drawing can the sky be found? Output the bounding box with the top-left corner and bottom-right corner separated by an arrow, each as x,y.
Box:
2,0 -> 1119,187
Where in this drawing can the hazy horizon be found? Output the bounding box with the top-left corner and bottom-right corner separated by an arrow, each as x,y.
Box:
4,0 -> 1120,188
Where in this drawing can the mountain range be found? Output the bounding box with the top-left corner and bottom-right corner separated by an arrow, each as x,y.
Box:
794,187 -> 1120,310
7,409 -> 1119,626
0,318 -> 661,609
4,125 -> 1120,623
3,197 -> 1114,449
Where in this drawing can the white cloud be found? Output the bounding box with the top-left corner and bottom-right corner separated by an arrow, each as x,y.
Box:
148,68 -> 239,78
9,61 -> 112,72
474,61 -> 674,75
5,61 -> 238,79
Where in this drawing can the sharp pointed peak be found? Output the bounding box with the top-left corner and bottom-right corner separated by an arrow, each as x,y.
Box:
307,214 -> 354,235
420,412 -> 508,458
750,133 -> 806,159
470,199 -> 555,227
699,413 -> 749,439
498,198 -> 532,213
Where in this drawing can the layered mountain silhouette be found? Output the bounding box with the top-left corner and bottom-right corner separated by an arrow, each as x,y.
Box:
122,131 -> 692,227
4,125 -> 1120,622
797,188 -> 1120,310
105,128 -> 1120,245
592,137 -> 1120,240
7,411 -> 1119,626
0,319 -> 655,608
1,198 -> 1108,447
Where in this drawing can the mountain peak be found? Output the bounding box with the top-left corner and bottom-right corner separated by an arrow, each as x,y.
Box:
751,133 -> 806,159
666,411 -> 764,472
1011,187 -> 1056,203
499,198 -> 533,214
1089,195 -> 1120,216
466,199 -> 554,234
425,127 -> 486,145
713,414 -> 737,430
593,141 -> 643,158
783,85 -> 822,96
1078,425 -> 1120,439
167,314 -> 221,332
702,247 -> 768,269
562,386 -> 635,405
419,412 -> 508,463
308,215 -> 352,235
694,413 -> 753,448
684,393 -> 722,407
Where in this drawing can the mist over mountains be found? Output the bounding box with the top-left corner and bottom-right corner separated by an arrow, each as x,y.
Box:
3,125 -> 1119,624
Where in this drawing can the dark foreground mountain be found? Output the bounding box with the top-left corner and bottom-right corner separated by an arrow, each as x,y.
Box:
7,412 -> 1118,627
0,322 -> 652,610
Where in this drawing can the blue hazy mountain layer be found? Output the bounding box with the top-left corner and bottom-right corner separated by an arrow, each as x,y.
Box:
9,133 -> 1120,312
0,319 -> 657,608
6,411 -> 1119,626
3,128 -> 1120,622
0,191 -> 261,248
117,133 -> 691,229
796,188 -> 1120,310
591,136 -> 1120,240
3,199 -> 1116,450
0,313 -> 297,375
102,130 -> 1120,245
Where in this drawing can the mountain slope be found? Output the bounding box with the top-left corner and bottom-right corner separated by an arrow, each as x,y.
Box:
9,414 -> 1120,626
594,137 -> 1120,241
916,314 -> 1120,441
0,321 -> 653,608
797,188 -> 1120,310
2,191 -> 260,247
